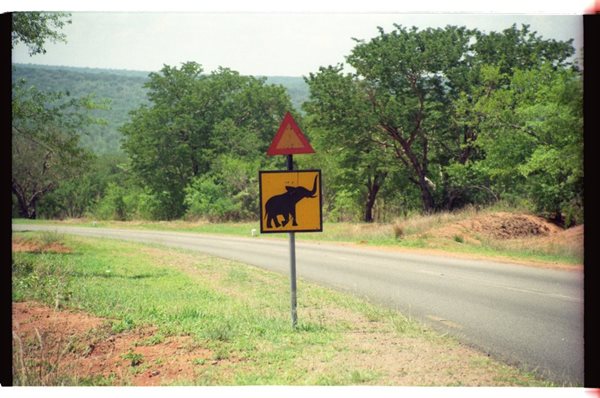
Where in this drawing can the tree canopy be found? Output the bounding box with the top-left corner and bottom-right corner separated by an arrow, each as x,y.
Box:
12,12 -> 71,55
304,23 -> 582,223
121,62 -> 294,219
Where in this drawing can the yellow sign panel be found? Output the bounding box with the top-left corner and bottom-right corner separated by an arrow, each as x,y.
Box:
259,170 -> 322,233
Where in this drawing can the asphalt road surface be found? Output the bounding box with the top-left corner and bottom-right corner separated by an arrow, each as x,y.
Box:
12,224 -> 584,385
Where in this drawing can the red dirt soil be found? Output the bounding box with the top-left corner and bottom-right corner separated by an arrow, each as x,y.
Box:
430,212 -> 564,241
12,301 -> 216,386
12,239 -> 72,254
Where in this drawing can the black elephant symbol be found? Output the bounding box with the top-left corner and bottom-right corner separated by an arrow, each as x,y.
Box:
264,175 -> 318,228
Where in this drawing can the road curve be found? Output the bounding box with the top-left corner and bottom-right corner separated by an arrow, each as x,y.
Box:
12,224 -> 584,385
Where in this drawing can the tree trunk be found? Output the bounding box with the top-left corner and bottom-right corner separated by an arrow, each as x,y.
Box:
418,177 -> 435,213
16,197 -> 36,219
12,181 -> 46,219
380,124 -> 435,214
364,190 -> 377,223
363,172 -> 386,223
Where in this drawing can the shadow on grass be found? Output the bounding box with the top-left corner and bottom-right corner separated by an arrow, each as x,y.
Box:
69,271 -> 169,280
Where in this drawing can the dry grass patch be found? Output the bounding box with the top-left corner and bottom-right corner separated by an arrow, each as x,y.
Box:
293,311 -> 541,386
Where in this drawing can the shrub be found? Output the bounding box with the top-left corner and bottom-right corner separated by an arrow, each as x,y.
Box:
184,176 -> 239,222
327,190 -> 361,222
93,183 -> 128,221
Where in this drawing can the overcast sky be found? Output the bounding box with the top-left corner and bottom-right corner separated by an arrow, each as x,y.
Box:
11,10 -> 585,77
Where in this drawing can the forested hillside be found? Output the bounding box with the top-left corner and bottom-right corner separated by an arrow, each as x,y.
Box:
13,64 -> 149,153
12,64 -> 310,154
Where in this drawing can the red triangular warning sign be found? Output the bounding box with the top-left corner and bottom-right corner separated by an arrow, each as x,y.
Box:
267,112 -> 315,156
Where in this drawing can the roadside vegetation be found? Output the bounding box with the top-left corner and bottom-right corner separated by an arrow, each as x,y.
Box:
12,232 -> 556,386
13,203 -> 584,267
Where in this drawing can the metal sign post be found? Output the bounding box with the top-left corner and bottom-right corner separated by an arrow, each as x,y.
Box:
287,154 -> 298,328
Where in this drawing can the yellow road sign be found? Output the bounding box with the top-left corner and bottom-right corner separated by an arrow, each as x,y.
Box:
259,170 -> 322,233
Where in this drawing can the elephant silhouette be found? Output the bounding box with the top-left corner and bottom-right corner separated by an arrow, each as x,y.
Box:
264,175 -> 318,228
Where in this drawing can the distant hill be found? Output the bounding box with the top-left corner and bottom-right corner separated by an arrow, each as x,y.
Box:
13,64 -> 150,154
263,76 -> 310,111
12,64 -> 310,154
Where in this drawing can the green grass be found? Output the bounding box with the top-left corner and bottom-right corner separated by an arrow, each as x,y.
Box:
12,250 -> 74,309
122,350 -> 144,367
11,232 -> 556,386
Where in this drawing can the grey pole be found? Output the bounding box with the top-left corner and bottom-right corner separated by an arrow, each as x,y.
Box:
289,230 -> 297,328
287,154 -> 298,328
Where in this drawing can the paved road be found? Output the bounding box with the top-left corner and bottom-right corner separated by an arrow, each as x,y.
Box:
12,224 -> 584,385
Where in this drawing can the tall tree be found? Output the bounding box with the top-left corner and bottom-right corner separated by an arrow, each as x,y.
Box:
306,24 -> 579,214
471,63 -> 583,224
304,65 -> 392,222
442,24 -> 581,221
121,62 -> 293,219
344,25 -> 477,212
12,83 -> 98,218
11,11 -> 103,219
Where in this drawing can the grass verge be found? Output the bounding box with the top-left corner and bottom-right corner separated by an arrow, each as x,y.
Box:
13,208 -> 583,267
12,232 -> 555,386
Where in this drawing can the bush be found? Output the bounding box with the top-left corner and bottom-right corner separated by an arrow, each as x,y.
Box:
184,176 -> 239,222
93,183 -> 128,220
125,189 -> 169,221
184,156 -> 260,222
327,190 -> 361,222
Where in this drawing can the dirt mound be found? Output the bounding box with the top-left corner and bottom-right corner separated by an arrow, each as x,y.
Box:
466,212 -> 562,240
12,301 -> 220,386
557,224 -> 584,241
431,212 -> 563,242
533,224 -> 584,250
12,237 -> 72,254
